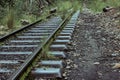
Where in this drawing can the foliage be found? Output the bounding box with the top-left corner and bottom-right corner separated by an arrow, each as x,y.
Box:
54,0 -> 81,19
0,0 -> 81,31
0,0 -> 53,29
87,0 -> 120,12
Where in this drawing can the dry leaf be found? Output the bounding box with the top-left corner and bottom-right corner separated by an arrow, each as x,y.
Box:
112,63 -> 120,69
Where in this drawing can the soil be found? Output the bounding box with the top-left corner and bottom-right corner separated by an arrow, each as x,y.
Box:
65,10 -> 120,80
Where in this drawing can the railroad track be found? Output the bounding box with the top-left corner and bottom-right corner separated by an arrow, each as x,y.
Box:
0,11 -> 79,80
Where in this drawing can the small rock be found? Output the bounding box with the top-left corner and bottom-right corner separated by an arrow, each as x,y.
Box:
49,8 -> 57,14
71,65 -> 74,68
82,61 -> 85,63
75,54 -> 80,57
102,38 -> 106,41
39,78 -> 45,80
111,53 -> 119,57
116,34 -> 120,39
66,66 -> 71,69
64,77 -> 68,80
93,62 -> 100,65
63,72 -> 67,77
66,59 -> 73,63
21,19 -> 29,25
67,61 -> 71,65
74,36 -> 78,38
79,58 -> 82,60
113,70 -> 117,72
76,26 -> 79,28
68,42 -> 72,45
77,21 -> 81,24
67,73 -> 70,76
73,43 -> 76,46
73,53 -> 78,57
96,30 -> 101,33
68,70 -> 71,73
97,71 -> 102,76
115,20 -> 119,23
73,64 -> 78,68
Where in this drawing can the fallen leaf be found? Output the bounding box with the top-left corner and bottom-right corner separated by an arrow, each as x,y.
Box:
112,63 -> 120,69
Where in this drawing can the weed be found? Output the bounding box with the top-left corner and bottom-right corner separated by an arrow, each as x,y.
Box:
41,52 -> 57,60
7,9 -> 14,29
0,42 -> 4,46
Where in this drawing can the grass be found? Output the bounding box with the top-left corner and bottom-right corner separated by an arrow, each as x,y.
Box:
41,52 -> 58,60
87,0 -> 120,12
0,6 -> 50,36
54,0 -> 82,19
37,0 -> 83,60
0,0 -> 82,36
7,9 -> 14,29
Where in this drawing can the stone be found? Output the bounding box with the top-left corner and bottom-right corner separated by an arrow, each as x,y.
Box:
93,62 -> 100,65
77,21 -> 81,24
67,61 -> 71,65
102,38 -> 106,41
21,19 -> 29,25
96,30 -> 101,33
97,71 -> 103,76
63,72 -> 67,77
73,64 -> 78,68
79,58 -> 82,60
64,77 -> 68,80
73,53 -> 77,57
49,8 -> 57,14
66,66 -> 71,69
116,34 -> 120,39
82,61 -> 85,63
111,53 -> 119,57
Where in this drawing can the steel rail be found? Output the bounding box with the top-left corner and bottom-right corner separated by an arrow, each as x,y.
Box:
8,11 -> 74,80
0,14 -> 52,42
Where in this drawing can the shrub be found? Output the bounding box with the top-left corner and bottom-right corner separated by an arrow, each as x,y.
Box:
7,9 -> 14,29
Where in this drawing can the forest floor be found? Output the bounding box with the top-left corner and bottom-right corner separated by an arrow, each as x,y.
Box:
64,9 -> 120,80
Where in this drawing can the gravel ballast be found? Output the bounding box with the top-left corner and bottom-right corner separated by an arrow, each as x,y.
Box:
65,10 -> 120,80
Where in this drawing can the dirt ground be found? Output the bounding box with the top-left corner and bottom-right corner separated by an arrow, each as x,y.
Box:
64,10 -> 120,80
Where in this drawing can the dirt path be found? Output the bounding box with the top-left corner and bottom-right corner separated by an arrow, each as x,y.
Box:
65,11 -> 120,80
